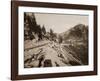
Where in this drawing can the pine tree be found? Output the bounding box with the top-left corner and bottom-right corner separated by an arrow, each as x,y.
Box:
42,25 -> 46,35
37,25 -> 42,41
58,35 -> 63,43
50,29 -> 54,40
24,12 -> 37,40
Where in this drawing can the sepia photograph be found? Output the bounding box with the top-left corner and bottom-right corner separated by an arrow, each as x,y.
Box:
11,1 -> 97,80
24,12 -> 88,68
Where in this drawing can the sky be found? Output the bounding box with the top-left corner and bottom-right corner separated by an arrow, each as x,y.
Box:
34,13 -> 88,33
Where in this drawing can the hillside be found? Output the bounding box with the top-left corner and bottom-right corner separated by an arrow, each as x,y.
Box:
60,24 -> 88,65
24,40 -> 83,68
61,24 -> 88,42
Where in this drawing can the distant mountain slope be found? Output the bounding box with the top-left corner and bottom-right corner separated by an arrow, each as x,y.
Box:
60,24 -> 88,65
61,24 -> 88,42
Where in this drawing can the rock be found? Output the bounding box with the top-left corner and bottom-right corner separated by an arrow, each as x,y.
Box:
29,60 -> 39,67
44,59 -> 52,67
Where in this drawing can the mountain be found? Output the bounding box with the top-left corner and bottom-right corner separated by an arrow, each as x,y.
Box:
60,24 -> 88,65
61,24 -> 88,43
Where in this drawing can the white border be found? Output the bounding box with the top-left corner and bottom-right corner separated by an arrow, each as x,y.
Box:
18,6 -> 94,75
